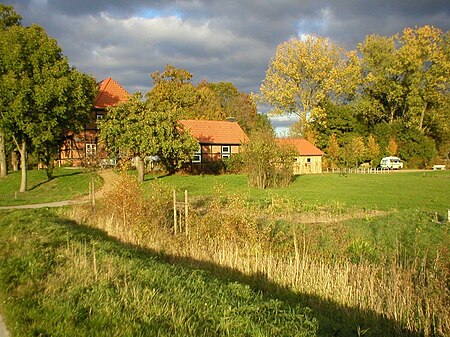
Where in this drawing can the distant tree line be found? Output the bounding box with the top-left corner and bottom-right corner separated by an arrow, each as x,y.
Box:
260,26 -> 450,168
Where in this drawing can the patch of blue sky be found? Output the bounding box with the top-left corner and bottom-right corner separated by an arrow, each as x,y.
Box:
138,7 -> 182,19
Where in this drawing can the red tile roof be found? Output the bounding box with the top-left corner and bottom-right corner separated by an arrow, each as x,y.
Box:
275,138 -> 324,156
94,77 -> 130,109
179,119 -> 249,144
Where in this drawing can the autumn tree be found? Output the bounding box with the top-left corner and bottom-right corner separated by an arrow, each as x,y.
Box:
366,134 -> 381,167
99,93 -> 198,181
326,134 -> 340,169
0,11 -> 96,189
342,136 -> 366,167
260,36 -> 361,132
386,138 -> 398,156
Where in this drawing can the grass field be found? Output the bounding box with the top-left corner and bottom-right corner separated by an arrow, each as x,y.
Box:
0,168 -> 96,206
0,209 -> 317,336
147,170 -> 450,212
1,169 -> 449,336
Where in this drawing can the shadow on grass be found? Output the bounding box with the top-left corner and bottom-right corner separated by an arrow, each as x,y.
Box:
144,172 -> 171,181
28,171 -> 83,191
46,209 -> 423,337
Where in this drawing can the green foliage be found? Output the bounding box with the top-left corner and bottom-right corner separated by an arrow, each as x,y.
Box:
373,123 -> 437,167
0,209 -> 318,337
0,4 -> 22,30
99,93 -> 198,178
242,130 -> 296,189
147,65 -> 225,120
358,26 -> 450,135
0,19 -> 96,183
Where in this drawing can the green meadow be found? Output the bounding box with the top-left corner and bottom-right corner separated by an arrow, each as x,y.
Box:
0,168 -> 94,206
1,169 -> 449,336
147,170 -> 450,212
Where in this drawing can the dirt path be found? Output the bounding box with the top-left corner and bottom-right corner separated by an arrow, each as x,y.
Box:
0,169 -> 119,210
0,315 -> 9,337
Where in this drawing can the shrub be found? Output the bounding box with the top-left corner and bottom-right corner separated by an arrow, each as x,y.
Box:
242,131 -> 296,189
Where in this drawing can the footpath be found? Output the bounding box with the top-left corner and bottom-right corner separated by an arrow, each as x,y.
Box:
0,170 -> 118,336
0,169 -> 118,210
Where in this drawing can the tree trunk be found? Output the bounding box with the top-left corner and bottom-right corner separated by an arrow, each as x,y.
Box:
11,151 -> 19,171
45,162 -> 54,181
19,141 -> 27,192
137,156 -> 145,183
0,132 -> 7,178
418,105 -> 426,132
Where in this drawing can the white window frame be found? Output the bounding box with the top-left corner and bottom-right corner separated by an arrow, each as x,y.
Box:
96,114 -> 104,120
192,150 -> 201,163
221,145 -> 230,154
86,143 -> 97,156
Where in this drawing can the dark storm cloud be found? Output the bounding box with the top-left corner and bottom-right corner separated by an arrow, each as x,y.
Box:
3,0 -> 450,131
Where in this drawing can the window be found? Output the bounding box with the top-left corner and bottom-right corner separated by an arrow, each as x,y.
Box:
221,145 -> 230,154
96,114 -> 104,120
86,143 -> 97,156
192,150 -> 201,163
222,154 -> 230,159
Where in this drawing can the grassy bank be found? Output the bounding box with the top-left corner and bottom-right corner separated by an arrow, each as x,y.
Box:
0,168 -> 97,206
68,173 -> 449,336
0,209 -> 317,337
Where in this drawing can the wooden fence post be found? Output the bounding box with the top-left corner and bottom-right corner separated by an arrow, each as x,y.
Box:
185,190 -> 189,236
173,190 -> 177,235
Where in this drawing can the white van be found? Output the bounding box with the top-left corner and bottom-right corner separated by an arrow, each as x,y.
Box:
379,156 -> 403,170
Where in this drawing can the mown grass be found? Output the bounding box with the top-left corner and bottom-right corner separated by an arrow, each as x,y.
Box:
0,168 -> 96,206
0,209 -> 318,337
147,170 -> 450,212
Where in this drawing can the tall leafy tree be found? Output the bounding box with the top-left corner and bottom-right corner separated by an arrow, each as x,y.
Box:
0,4 -> 22,177
147,64 -> 225,120
342,136 -> 366,168
260,36 -> 361,134
0,20 -> 96,189
326,134 -> 340,169
99,93 -> 198,181
366,134 -> 381,167
359,26 -> 450,134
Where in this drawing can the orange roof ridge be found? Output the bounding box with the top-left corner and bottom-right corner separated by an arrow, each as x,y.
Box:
275,138 -> 324,156
94,77 -> 130,109
179,119 -> 249,144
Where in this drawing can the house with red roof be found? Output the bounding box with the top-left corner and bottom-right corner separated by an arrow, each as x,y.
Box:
179,119 -> 248,164
275,138 -> 324,174
59,77 -> 130,166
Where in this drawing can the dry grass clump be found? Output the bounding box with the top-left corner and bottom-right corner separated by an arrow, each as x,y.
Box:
65,176 -> 449,336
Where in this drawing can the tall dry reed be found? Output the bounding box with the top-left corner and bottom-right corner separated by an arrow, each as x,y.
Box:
65,177 -> 449,336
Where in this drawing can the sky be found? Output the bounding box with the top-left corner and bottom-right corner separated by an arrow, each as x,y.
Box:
4,0 -> 450,133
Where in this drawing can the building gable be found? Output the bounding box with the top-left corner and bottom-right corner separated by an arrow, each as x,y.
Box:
94,77 -> 130,109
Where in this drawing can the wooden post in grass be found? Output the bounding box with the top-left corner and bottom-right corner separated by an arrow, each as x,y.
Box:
173,190 -> 189,235
185,190 -> 189,236
173,190 -> 177,235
